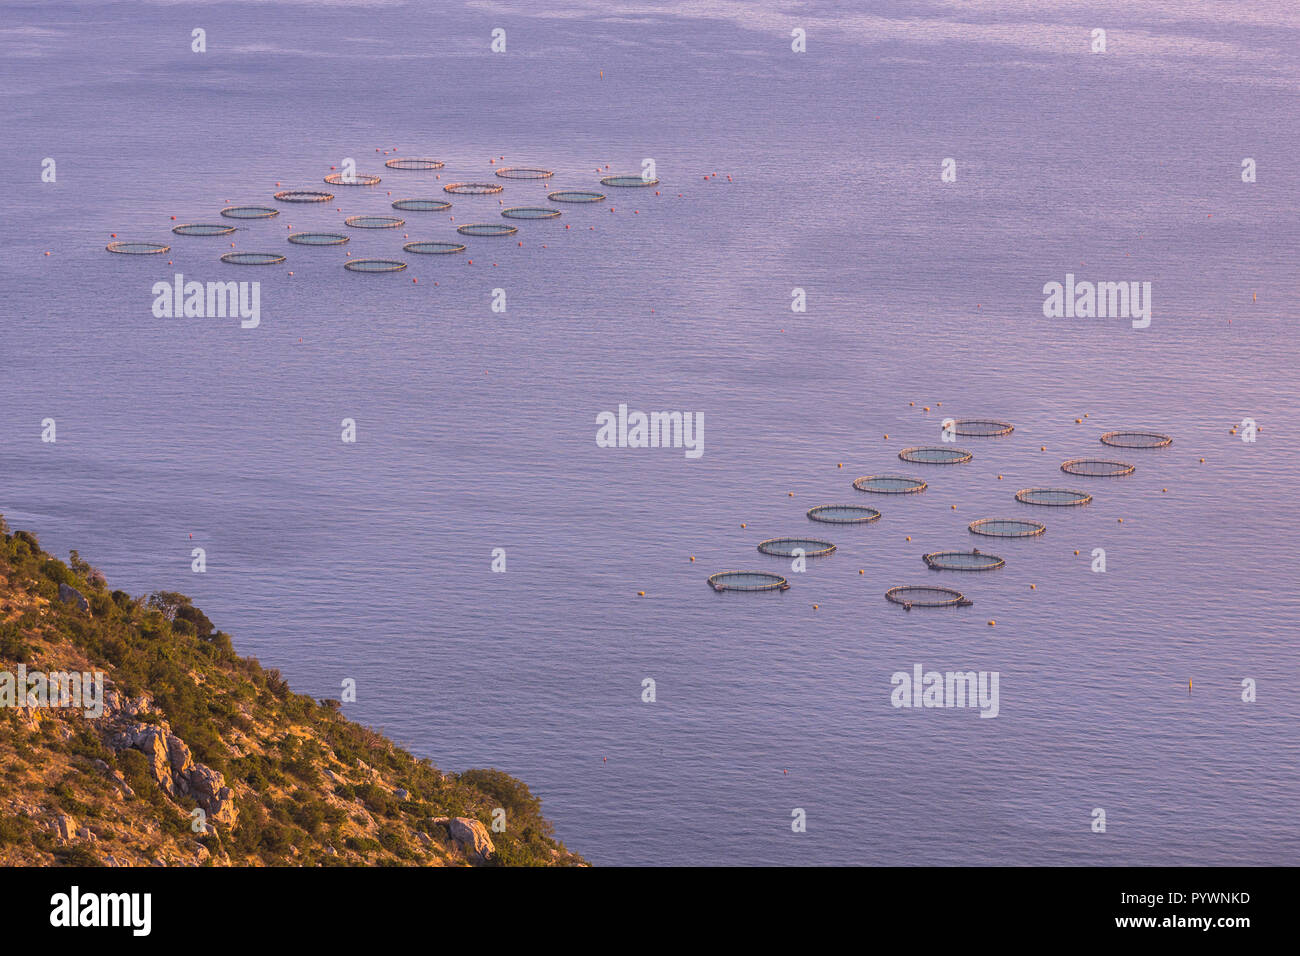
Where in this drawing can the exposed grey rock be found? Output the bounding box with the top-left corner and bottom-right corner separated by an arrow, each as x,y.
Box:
431,816 -> 495,863
57,582 -> 89,613
393,788 -> 409,801
54,814 -> 78,842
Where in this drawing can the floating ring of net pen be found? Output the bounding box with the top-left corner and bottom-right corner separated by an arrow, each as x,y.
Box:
707,571 -> 790,592
968,518 -> 1046,538
384,158 -> 445,170
324,173 -> 381,186
171,223 -> 235,237
287,232 -> 349,246
853,475 -> 927,494
1014,488 -> 1092,507
274,190 -> 334,203
898,446 -> 973,465
494,167 -> 554,179
106,240 -> 171,254
220,206 -> 279,219
922,551 -> 1006,571
403,240 -> 466,255
443,182 -> 503,195
344,258 -> 407,273
548,190 -> 605,203
600,175 -> 659,187
392,198 -> 452,212
344,215 -> 404,229
220,251 -> 285,265
456,223 -> 517,237
1099,431 -> 1173,449
806,505 -> 881,524
501,207 -> 561,219
885,585 -> 972,608
945,419 -> 1014,437
1060,458 -> 1135,477
756,537 -> 836,558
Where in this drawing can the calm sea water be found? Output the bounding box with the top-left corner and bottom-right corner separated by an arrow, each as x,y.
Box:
3,1 -> 1299,865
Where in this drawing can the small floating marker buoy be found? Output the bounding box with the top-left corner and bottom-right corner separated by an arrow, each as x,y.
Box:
988,620 -> 995,627
637,591 -> 645,596
1084,413 -> 1089,418
951,504 -> 956,510
788,492 -> 794,497
1162,488 -> 1168,493
1075,418 -> 1082,424
288,271 -> 294,276
741,523 -> 747,528
1041,446 -> 1047,451
1074,550 -> 1080,555
905,536 -> 911,542
997,475 -> 1003,480
1030,584 -> 1036,590
44,251 -> 50,256
111,233 -> 117,238
413,278 -> 417,283
837,463 -> 843,468
937,402 -> 942,407
689,556 -> 695,562
859,569 -> 864,575
1253,292 -> 1256,302
883,434 -> 889,439
1117,518 -> 1123,523
812,604 -> 818,610
923,406 -> 930,412
1200,457 -> 1206,463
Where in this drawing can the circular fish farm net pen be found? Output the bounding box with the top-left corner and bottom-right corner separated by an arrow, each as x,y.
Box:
443,182 -> 503,195
172,223 -> 235,237
288,232 -> 349,246
106,241 -> 170,255
1015,488 -> 1092,507
807,505 -> 881,524
385,158 -> 444,170
220,206 -> 279,219
220,251 -> 285,265
392,199 -> 452,212
1100,431 -> 1173,449
885,585 -> 972,608
708,571 -> 790,593
457,223 -> 518,237
403,240 -> 466,255
757,537 -> 836,558
494,167 -> 554,179
601,175 -> 659,187
274,190 -> 334,203
898,446 -> 973,465
923,551 -> 1006,571
344,258 -> 407,273
853,475 -> 927,494
502,207 -> 561,219
1061,458 -> 1135,477
969,518 -> 1046,538
548,190 -> 605,203
324,173 -> 381,186
344,215 -> 404,229
947,419 -> 1014,437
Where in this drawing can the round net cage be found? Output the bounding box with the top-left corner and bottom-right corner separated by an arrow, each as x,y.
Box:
220,206 -> 279,219
443,182 -> 503,195
494,167 -> 554,179
501,207 -> 561,220
969,518 -> 1046,538
923,550 -> 1005,571
946,419 -> 1014,437
171,223 -> 235,237
288,232 -> 349,246
885,585 -> 972,608
324,173 -> 381,186
1015,488 -> 1092,507
898,446 -> 973,465
1100,431 -> 1173,449
457,223 -> 518,237
757,537 -> 836,558
344,215 -> 404,229
385,158 -> 444,170
344,258 -> 407,273
220,251 -> 285,265
106,240 -> 170,255
403,240 -> 466,255
708,571 -> 790,593
1061,458 -> 1135,477
600,175 -> 659,187
548,190 -> 605,203
807,504 -> 881,524
853,475 -> 927,494
392,198 -> 452,212
274,190 -> 334,203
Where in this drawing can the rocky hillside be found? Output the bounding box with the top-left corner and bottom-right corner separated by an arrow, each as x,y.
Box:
0,517 -> 584,867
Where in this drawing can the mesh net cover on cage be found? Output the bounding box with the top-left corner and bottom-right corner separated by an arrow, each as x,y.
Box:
324,172 -> 381,186
945,418 -> 1014,437
494,167 -> 554,179
969,518 -> 1046,537
443,182 -> 503,195
220,206 -> 278,219
106,240 -> 170,255
274,190 -> 334,203
392,199 -> 452,212
220,251 -> 285,265
898,446 -> 973,464
457,223 -> 517,237
288,232 -> 349,246
1099,431 -> 1173,448
708,571 -> 790,592
1015,488 -> 1092,506
344,258 -> 407,273
384,158 -> 444,170
600,174 -> 659,187
501,207 -> 561,220
1060,458 -> 1135,477
344,215 -> 404,229
172,223 -> 235,237
548,190 -> 605,203
923,550 -> 1005,571
403,240 -> 466,255
885,585 -> 972,607
853,475 -> 927,494
757,537 -> 836,558
807,504 -> 881,524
